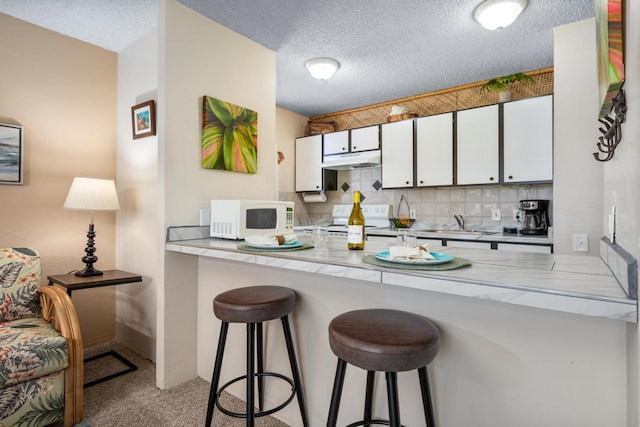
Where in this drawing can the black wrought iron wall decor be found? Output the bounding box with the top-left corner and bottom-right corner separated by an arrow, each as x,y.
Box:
593,89 -> 627,162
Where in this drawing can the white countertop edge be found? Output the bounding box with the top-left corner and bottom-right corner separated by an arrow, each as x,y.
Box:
382,272 -> 637,322
168,244 -> 257,263
255,255 -> 382,282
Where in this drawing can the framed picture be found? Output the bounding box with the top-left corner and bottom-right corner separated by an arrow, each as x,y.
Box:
201,95 -> 258,174
131,100 -> 156,139
595,0 -> 624,117
0,123 -> 23,185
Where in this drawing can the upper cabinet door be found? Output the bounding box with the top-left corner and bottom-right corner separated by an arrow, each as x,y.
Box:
381,120 -> 414,188
416,113 -> 453,187
503,95 -> 553,183
295,135 -> 323,192
350,125 -> 380,152
456,104 -> 499,185
323,130 -> 349,156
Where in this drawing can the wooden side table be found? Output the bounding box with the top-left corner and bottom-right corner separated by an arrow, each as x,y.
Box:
47,269 -> 143,388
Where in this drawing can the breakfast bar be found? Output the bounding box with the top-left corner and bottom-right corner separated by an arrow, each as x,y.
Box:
166,231 -> 634,426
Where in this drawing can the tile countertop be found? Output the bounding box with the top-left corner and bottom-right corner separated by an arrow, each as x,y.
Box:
166,235 -> 636,323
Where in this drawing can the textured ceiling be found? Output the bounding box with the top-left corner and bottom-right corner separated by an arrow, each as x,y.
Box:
0,0 -> 594,117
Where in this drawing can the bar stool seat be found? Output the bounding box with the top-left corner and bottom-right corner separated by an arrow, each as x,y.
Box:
206,285 -> 308,427
327,309 -> 440,427
213,285 -> 296,323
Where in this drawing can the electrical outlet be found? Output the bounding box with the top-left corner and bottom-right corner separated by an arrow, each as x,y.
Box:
491,208 -> 501,221
409,208 -> 417,219
199,208 -> 211,226
512,209 -> 519,221
573,233 -> 589,252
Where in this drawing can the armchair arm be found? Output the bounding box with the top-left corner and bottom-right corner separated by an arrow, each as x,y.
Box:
38,286 -> 84,426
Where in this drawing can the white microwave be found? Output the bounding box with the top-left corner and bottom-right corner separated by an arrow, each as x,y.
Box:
210,199 -> 295,240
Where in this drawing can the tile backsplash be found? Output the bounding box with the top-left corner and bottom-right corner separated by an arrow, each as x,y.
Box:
281,167 -> 553,230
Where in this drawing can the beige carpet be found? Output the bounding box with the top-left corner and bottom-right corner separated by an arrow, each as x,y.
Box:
80,342 -> 290,427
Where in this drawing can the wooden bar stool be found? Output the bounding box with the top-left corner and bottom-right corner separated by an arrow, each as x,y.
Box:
327,309 -> 440,427
205,285 -> 309,427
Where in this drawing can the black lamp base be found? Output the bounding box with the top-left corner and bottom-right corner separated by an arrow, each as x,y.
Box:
75,266 -> 104,277
76,223 -> 103,277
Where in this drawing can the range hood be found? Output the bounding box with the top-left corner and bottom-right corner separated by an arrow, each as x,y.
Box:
322,150 -> 381,170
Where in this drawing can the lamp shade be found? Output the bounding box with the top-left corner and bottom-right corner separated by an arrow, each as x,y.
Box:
474,0 -> 527,31
305,58 -> 340,80
63,177 -> 120,211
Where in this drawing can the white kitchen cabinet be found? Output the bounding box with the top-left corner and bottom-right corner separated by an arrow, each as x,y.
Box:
350,125 -> 379,152
416,113 -> 453,187
323,130 -> 349,155
381,120 -> 414,188
497,242 -> 552,254
295,135 -> 323,192
503,95 -> 553,183
445,240 -> 492,249
456,104 -> 499,185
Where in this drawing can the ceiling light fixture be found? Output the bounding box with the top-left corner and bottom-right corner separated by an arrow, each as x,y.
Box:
305,58 -> 340,80
474,0 -> 527,31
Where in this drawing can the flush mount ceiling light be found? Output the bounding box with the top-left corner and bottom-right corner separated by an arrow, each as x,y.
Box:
474,0 -> 527,31
305,58 -> 340,80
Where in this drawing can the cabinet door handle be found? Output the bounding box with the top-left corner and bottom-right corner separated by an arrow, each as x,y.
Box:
353,145 -> 357,150
406,181 -> 410,184
420,180 -> 424,184
508,175 -> 513,180
489,177 -> 494,181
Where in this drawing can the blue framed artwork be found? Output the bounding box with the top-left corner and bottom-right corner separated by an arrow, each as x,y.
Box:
0,123 -> 23,185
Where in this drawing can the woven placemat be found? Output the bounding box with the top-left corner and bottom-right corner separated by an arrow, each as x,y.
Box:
237,243 -> 315,252
362,254 -> 471,270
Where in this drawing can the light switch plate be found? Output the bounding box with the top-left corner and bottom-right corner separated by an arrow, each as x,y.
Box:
608,205 -> 616,242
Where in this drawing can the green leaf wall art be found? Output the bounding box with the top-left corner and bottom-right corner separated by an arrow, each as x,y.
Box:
202,96 -> 258,174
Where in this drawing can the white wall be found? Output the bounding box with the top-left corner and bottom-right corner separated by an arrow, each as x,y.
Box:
116,29 -> 160,361
156,0 -> 277,388
276,107 -> 308,194
553,18 -> 603,255
606,2 -> 640,425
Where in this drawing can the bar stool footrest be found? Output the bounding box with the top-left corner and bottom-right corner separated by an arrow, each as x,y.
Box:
345,421 -> 406,427
215,372 -> 297,418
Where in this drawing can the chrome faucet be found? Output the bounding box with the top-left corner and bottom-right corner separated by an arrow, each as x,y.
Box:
454,214 -> 465,230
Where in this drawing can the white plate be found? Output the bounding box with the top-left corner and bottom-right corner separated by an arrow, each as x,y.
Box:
375,250 -> 454,265
245,241 -> 304,249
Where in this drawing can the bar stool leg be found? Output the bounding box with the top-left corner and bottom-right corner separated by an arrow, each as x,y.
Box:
385,372 -> 401,427
281,315 -> 310,427
247,323 -> 255,427
363,370 -> 375,426
256,322 -> 264,411
206,321 -> 229,427
327,359 -> 347,427
418,366 -> 436,427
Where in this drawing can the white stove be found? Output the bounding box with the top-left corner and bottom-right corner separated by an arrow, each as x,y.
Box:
296,204 -> 393,236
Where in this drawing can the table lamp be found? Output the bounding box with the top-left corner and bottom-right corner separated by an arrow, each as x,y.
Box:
64,177 -> 120,277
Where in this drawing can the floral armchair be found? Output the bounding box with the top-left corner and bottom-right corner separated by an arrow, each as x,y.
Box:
0,248 -> 83,427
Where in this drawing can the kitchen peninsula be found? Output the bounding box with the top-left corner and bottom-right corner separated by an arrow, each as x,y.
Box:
166,228 -> 634,426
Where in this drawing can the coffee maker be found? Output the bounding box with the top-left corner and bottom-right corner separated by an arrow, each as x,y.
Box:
518,199 -> 550,235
